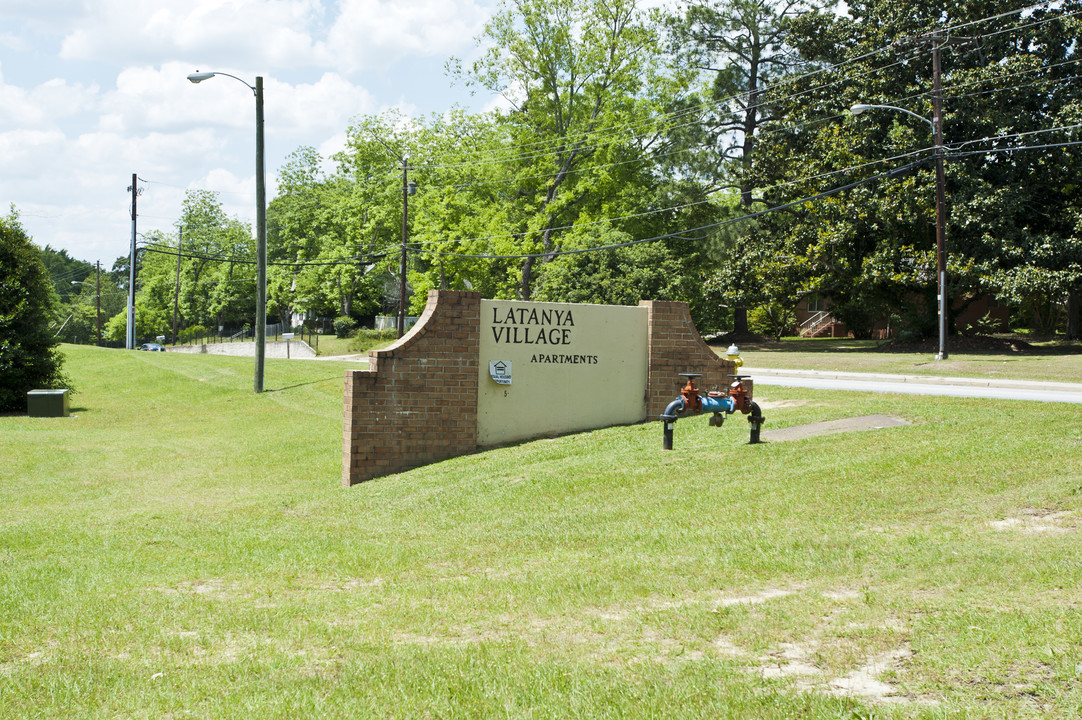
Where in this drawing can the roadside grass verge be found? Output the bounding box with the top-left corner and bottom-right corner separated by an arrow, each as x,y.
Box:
1,345 -> 1080,718
312,330 -> 399,357
720,337 -> 1082,383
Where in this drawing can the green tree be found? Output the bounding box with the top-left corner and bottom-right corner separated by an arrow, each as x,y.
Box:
747,0 -> 1082,337
663,0 -> 832,332
38,246 -> 95,304
270,143 -> 389,323
128,190 -> 256,342
55,268 -> 125,345
0,208 -> 70,411
455,0 -> 669,299
404,110 -> 519,308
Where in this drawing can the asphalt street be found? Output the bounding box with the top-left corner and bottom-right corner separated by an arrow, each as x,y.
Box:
742,367 -> 1082,404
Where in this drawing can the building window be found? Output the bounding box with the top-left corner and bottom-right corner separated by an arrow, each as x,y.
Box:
806,294 -> 827,312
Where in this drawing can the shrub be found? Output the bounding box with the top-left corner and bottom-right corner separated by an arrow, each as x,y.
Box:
748,302 -> 796,341
0,210 -> 71,411
962,311 -> 1001,337
333,316 -> 356,339
347,328 -> 396,354
179,325 -> 210,343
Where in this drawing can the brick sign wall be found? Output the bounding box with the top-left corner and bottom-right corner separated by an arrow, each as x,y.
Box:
343,291 -> 733,486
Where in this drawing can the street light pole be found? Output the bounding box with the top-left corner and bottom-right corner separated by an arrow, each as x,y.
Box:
931,38 -> 948,360
254,75 -> 266,391
851,99 -> 948,360
187,70 -> 267,392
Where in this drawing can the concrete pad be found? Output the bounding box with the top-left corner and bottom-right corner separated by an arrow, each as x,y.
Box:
760,414 -> 909,442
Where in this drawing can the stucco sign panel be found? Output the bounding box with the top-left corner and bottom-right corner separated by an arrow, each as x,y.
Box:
477,299 -> 648,446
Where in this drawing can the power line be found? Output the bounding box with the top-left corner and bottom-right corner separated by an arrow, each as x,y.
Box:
411,159 -> 931,261
139,242 -> 386,268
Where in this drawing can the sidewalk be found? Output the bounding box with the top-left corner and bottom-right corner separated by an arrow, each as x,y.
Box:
740,367 -> 1082,404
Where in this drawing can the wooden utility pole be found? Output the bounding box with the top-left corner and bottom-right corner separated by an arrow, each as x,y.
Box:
127,173 -> 139,350
173,227 -> 183,344
95,261 -> 101,345
931,35 -> 948,360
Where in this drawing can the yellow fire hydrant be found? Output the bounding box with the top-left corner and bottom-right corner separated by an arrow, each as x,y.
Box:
726,344 -> 744,370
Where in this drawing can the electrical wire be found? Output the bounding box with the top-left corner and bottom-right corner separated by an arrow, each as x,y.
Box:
138,242 -> 386,268
410,159 -> 931,261
128,3 -> 1081,269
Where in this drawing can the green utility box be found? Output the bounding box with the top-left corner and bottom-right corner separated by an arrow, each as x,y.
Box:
27,389 -> 70,418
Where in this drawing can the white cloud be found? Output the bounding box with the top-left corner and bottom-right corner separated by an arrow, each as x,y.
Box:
272,72 -> 378,135
0,0 -> 86,29
2,1 -> 497,265
321,0 -> 490,73
0,33 -> 30,52
51,0 -> 489,76
0,75 -> 99,128
58,0 -> 325,69
0,128 -> 66,180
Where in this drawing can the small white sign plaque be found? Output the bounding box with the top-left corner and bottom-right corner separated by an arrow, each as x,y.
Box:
489,360 -> 512,385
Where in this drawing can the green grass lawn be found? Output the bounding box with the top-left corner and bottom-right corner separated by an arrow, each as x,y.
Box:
2,344 -> 1080,718
721,337 -> 1082,384
312,329 -> 400,357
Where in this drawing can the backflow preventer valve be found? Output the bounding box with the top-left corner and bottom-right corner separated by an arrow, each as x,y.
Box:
660,373 -> 765,449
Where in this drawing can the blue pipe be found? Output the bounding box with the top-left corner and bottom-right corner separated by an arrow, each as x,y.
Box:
701,394 -> 736,414
660,394 -> 735,421
661,397 -> 685,420
660,393 -> 738,450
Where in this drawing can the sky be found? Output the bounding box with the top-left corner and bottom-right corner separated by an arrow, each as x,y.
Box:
0,0 -> 503,267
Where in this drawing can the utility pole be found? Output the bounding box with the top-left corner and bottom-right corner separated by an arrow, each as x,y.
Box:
127,173 -> 139,350
173,227 -> 183,344
894,32 -> 968,360
931,35 -> 948,360
254,75 -> 266,393
95,261 -> 101,345
398,157 -> 410,337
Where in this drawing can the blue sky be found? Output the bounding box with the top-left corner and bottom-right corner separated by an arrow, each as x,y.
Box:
0,0 -> 503,266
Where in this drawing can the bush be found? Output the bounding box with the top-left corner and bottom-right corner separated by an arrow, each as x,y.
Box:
333,316 -> 357,339
347,328 -> 396,354
962,311 -> 1001,337
748,302 -> 796,341
179,325 -> 210,343
0,210 -> 71,411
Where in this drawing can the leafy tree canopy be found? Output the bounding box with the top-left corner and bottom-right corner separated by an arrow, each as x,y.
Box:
0,207 -> 70,411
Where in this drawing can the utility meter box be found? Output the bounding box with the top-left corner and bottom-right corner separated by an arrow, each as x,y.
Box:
27,389 -> 69,418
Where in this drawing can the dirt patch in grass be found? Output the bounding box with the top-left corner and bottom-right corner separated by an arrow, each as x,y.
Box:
760,415 -> 910,442
989,509 -> 1079,534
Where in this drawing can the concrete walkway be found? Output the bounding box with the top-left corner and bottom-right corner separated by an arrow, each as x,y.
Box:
168,339 -> 317,359
299,353 -> 369,362
742,367 -> 1082,404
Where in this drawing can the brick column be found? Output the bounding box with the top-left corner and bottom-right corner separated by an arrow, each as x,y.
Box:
640,300 -> 735,417
343,290 -> 481,486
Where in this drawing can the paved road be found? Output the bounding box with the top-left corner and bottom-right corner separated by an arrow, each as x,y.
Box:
742,367 -> 1082,404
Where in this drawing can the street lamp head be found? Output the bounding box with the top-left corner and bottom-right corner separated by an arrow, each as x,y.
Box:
187,71 -> 216,83
850,103 -> 871,115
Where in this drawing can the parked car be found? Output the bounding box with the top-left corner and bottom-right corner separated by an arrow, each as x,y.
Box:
137,343 -> 165,352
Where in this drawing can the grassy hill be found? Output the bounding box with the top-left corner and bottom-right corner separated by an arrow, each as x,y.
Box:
2,345 -> 1080,718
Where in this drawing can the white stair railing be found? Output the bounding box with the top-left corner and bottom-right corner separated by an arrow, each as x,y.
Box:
799,310 -> 834,337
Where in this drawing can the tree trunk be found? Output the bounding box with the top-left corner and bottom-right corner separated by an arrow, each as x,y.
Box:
733,306 -> 749,335
1068,289 -> 1079,340
519,255 -> 535,301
